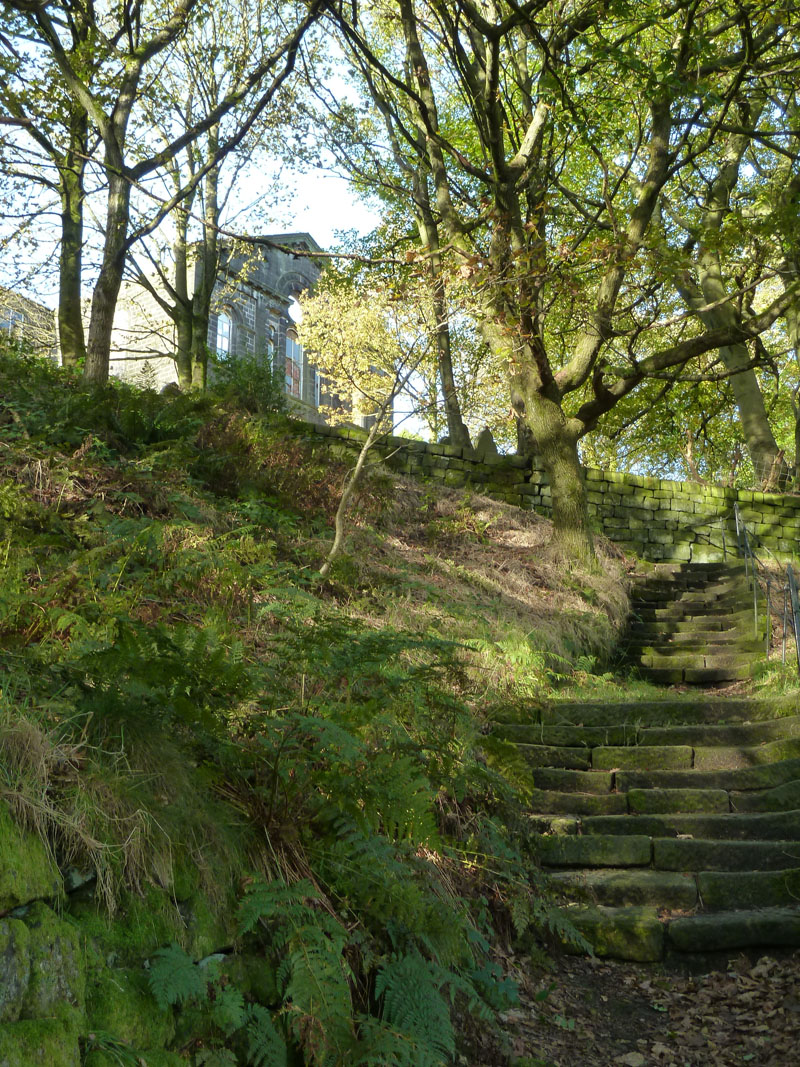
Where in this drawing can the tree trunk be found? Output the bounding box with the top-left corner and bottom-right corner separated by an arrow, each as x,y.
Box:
84,171 -> 131,384
57,115 -> 87,368
415,199 -> 471,450
522,390 -> 594,560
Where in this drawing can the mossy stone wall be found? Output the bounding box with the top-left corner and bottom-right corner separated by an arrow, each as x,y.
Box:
303,422 -> 800,563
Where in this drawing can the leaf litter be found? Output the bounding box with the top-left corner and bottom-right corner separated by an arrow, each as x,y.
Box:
487,949 -> 800,1066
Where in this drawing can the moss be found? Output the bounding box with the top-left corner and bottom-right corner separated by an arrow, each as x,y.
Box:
22,902 -> 85,1023
0,1017 -> 80,1067
69,887 -> 187,965
180,891 -> 237,960
0,919 -> 30,1023
223,952 -> 280,1007
86,965 -> 175,1050
0,801 -> 62,912
84,1051 -> 185,1067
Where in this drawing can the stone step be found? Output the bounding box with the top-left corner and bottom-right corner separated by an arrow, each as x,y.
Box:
592,746 -> 693,770
618,759 -> 800,793
635,615 -> 757,633
731,780 -> 800,812
639,662 -> 755,684
634,602 -> 754,620
524,789 -> 627,816
582,810 -> 800,841
549,868 -> 698,909
666,907 -> 800,952
638,714 -> 800,748
536,698 -> 796,728
626,787 -> 730,814
535,833 -> 652,868
699,868 -> 800,910
530,768 -> 613,793
626,632 -> 763,651
693,736 -> 800,770
652,837 -> 800,872
513,743 -> 592,770
617,757 -> 800,792
493,723 -> 636,748
627,639 -> 765,657
557,904 -> 664,962
634,652 -> 760,671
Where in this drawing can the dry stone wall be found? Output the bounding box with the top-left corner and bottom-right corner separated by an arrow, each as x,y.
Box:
303,422 -> 800,563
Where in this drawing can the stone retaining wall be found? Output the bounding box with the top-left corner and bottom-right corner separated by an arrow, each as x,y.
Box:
302,422 -> 800,563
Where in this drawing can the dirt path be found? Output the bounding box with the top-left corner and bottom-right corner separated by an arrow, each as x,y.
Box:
483,949 -> 800,1066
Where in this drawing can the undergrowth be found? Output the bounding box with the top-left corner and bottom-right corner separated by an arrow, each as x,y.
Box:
0,347 -> 625,1065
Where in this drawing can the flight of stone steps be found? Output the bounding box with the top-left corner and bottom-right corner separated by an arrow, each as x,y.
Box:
626,561 -> 764,685
493,563 -> 800,961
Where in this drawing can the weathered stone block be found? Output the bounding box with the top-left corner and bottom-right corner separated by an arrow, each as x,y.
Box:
0,803 -> 61,913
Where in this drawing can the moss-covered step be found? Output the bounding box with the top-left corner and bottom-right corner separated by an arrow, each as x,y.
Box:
626,787 -> 730,814
492,722 -> 633,747
698,868 -> 800,910
534,833 -> 652,868
730,780 -> 800,812
527,768 -> 613,794
592,745 -> 693,771
686,662 -> 759,683
617,757 -> 800,792
627,635 -> 764,653
666,907 -> 800,952
556,904 -> 664,962
525,789 -> 627,816
652,837 -> 800,872
511,743 -> 591,770
541,698 -> 796,727
639,715 -> 800,748
548,868 -> 697,909
693,737 -> 800,770
582,810 -> 800,841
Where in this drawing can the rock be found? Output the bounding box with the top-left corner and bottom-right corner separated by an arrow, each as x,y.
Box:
22,902 -> 85,1021
0,801 -> 61,912
0,919 -> 30,1023
474,427 -> 498,460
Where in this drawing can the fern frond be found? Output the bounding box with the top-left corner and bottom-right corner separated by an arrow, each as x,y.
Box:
237,876 -> 320,936
282,923 -> 354,1066
147,942 -> 207,1008
375,952 -> 454,1062
211,983 -> 247,1036
246,1003 -> 289,1067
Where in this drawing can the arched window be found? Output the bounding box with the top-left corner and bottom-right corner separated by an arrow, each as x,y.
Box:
215,312 -> 232,358
285,327 -> 303,398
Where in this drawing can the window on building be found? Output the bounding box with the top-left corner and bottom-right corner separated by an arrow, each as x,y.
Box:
285,328 -> 303,398
0,309 -> 25,340
311,367 -> 321,408
215,312 -> 232,358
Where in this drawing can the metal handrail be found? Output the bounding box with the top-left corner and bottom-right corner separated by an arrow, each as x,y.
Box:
731,502 -> 800,676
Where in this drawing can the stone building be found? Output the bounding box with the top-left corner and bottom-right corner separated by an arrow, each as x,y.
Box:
109,232 -> 325,419
0,288 -> 57,358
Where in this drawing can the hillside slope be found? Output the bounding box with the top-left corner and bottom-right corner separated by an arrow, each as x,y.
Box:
0,350 -> 628,1066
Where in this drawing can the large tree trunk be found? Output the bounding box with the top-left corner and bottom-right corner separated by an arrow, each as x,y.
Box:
84,171 -> 131,384
522,391 -> 594,560
57,114 -> 88,368
172,201 -> 193,389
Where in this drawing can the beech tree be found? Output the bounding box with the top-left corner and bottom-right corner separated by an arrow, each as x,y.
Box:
329,0 -> 800,557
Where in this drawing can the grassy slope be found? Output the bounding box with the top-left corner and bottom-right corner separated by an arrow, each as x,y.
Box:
0,349 -> 630,1065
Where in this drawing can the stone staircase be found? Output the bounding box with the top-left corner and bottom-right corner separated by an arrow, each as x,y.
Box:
494,563 -> 800,961
626,561 -> 763,685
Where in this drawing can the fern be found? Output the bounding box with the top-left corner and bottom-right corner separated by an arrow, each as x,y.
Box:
237,876 -> 321,936
211,983 -> 247,1036
195,1051 -> 238,1067
374,952 -> 454,1063
245,1004 -> 289,1067
146,942 -> 208,1009
280,922 -> 355,1066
